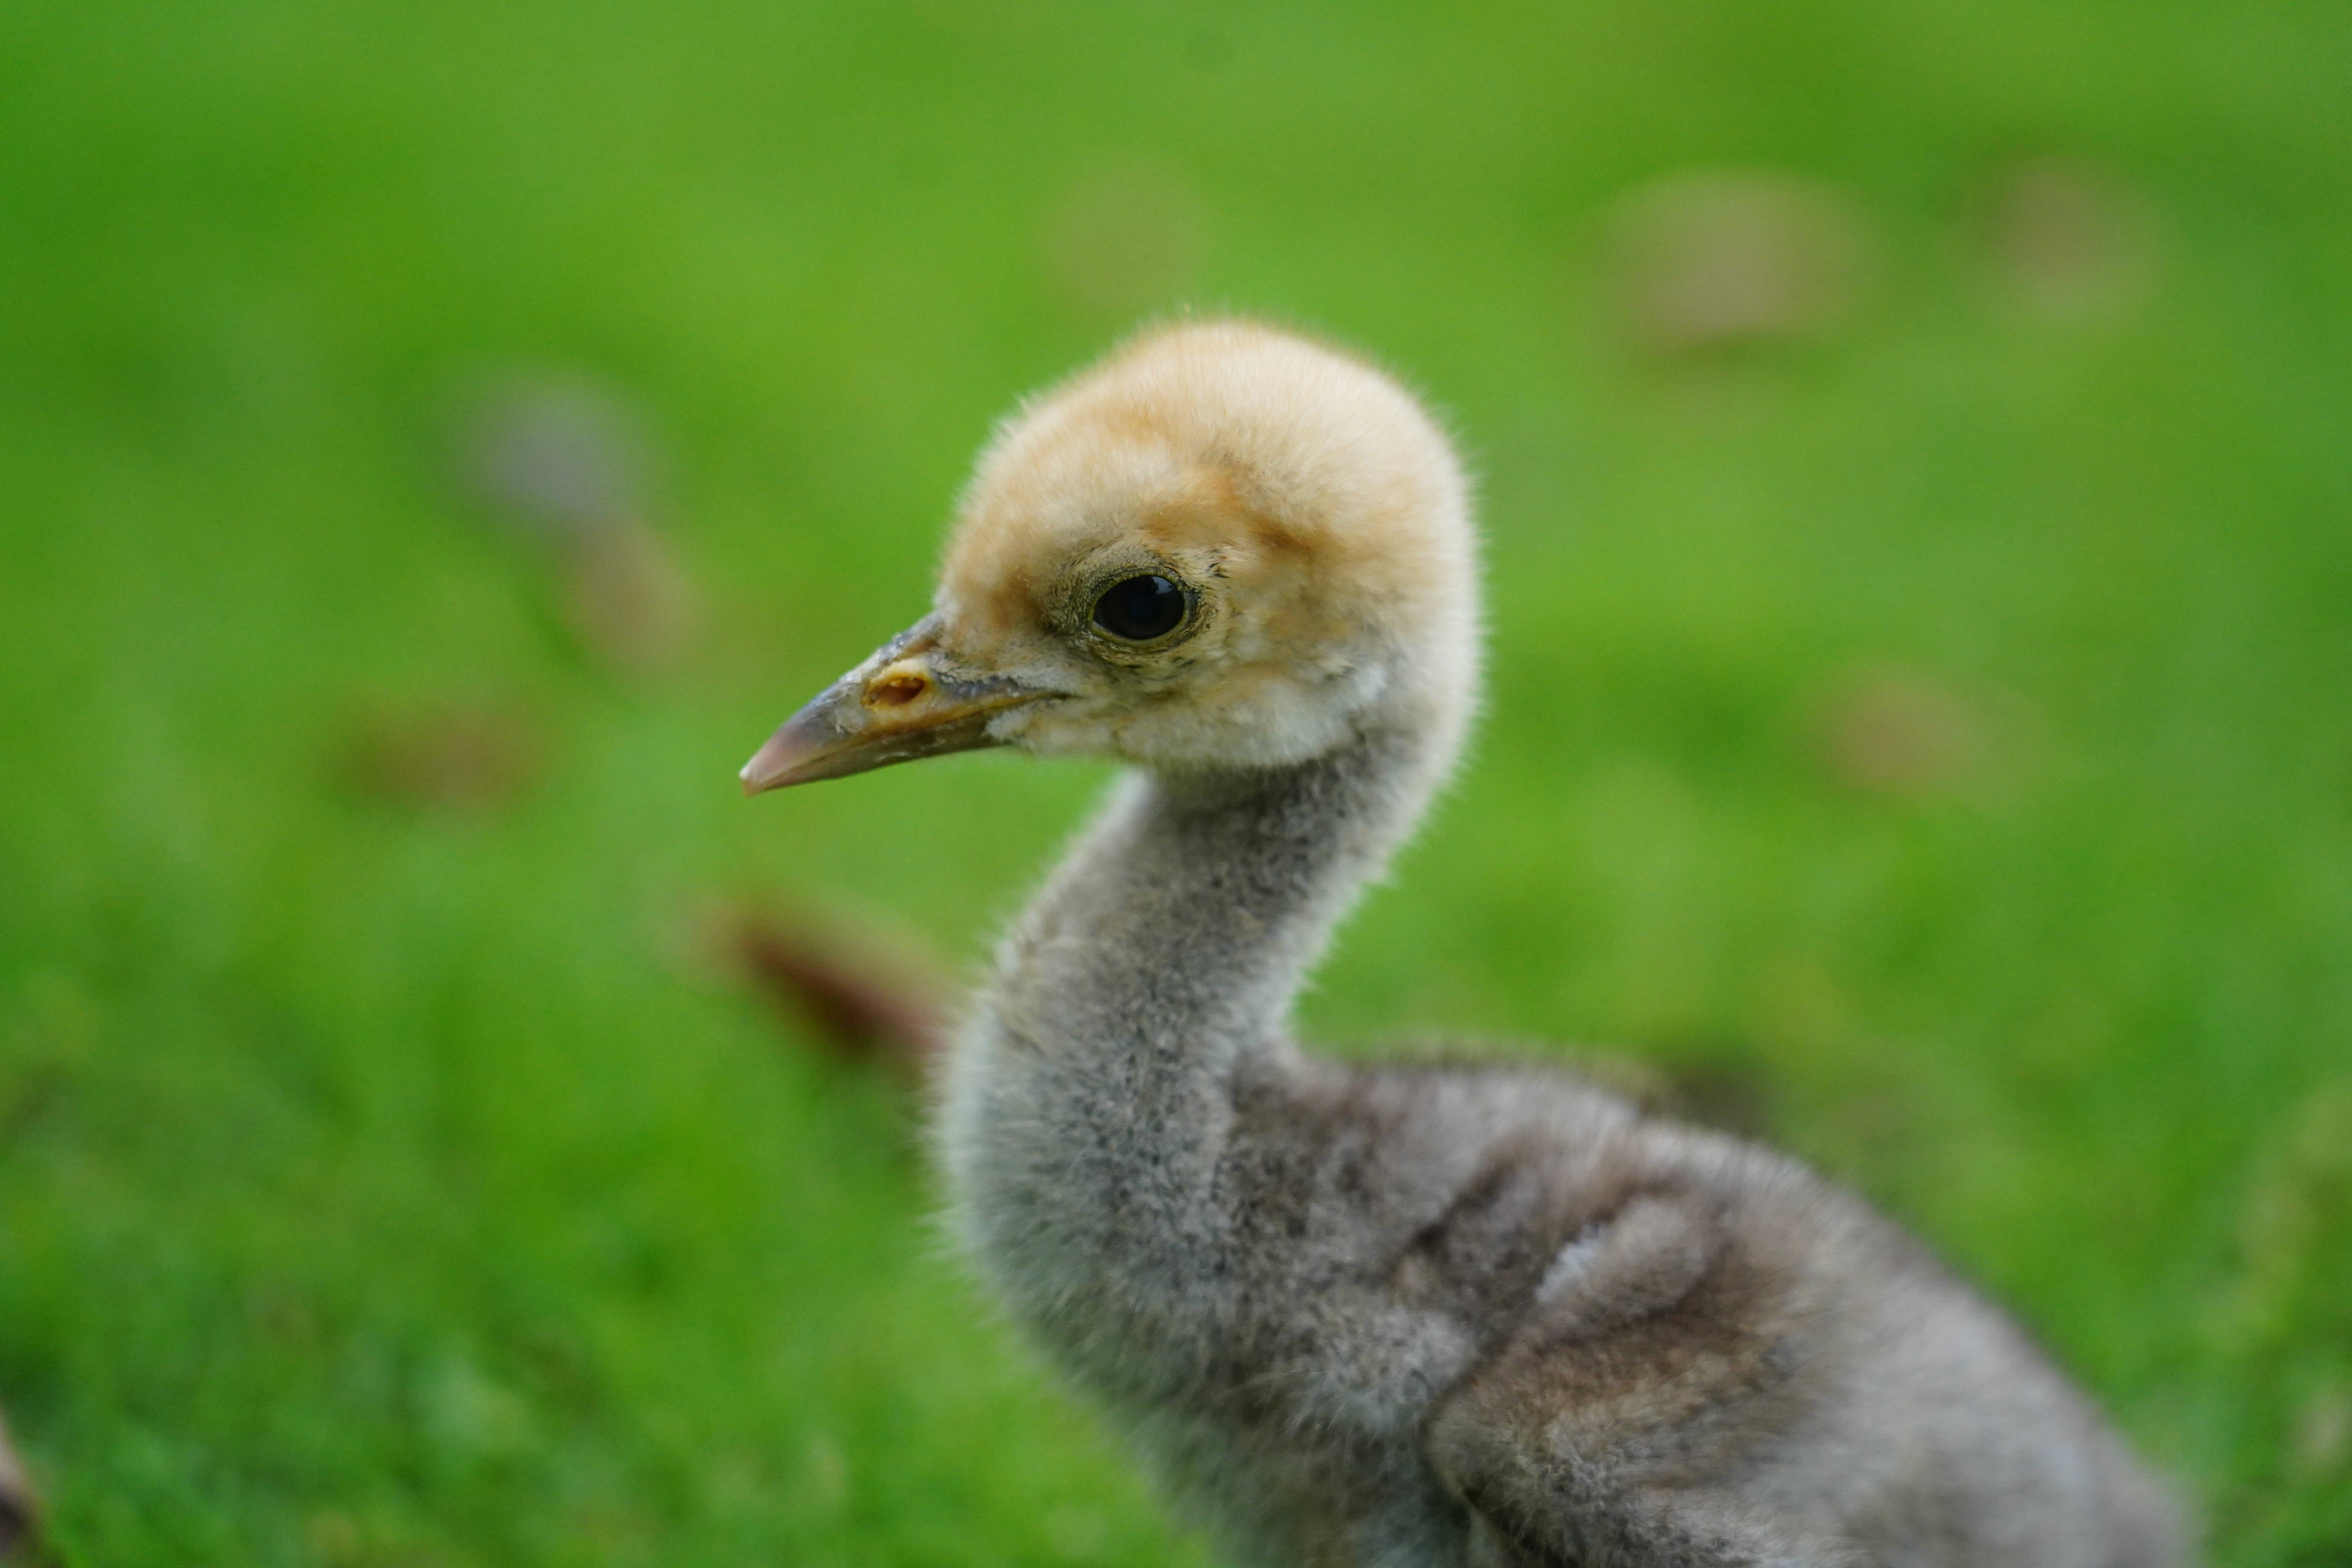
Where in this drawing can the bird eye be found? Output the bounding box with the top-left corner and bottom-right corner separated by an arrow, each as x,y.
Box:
1091,574 -> 1188,642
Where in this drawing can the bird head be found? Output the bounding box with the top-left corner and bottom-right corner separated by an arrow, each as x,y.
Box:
742,321 -> 1480,793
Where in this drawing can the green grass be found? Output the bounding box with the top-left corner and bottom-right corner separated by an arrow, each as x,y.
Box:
4,0 -> 2350,1561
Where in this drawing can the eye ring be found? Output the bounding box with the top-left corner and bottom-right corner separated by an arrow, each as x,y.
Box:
1090,573 -> 1190,643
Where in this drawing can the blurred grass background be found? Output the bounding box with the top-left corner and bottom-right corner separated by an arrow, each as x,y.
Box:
2,0 -> 2350,1562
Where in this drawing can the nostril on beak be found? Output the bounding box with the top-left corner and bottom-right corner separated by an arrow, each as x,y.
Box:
866,673 -> 929,708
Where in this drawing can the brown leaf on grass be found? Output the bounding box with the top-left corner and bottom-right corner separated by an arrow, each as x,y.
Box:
338,700 -> 544,813
1979,155 -> 2163,323
1044,155 -> 1209,320
1816,667 -> 1989,799
0,1407 -> 41,1564
463,373 -> 654,538
1605,171 -> 1876,356
455,372 -> 702,672
564,522 -> 699,677
703,901 -> 950,1081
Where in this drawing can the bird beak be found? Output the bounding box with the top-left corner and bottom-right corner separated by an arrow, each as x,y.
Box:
739,615 -> 1052,794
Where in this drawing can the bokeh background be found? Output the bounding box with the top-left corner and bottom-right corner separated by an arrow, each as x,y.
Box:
4,1 -> 2350,1562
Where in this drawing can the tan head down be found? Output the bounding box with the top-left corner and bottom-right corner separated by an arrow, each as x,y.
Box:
742,320 -> 1479,791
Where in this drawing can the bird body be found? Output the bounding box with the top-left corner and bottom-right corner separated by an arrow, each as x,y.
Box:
744,323 -> 2184,1566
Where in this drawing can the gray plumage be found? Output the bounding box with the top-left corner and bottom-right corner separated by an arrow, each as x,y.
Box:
744,321 -> 2187,1567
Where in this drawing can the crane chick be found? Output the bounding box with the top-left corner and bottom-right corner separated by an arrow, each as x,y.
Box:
742,322 -> 2184,1567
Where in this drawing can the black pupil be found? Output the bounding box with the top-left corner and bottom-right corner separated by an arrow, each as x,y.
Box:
1094,574 -> 1185,641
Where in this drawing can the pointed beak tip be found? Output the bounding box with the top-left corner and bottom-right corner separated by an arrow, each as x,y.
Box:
739,617 -> 1038,798
739,728 -> 815,797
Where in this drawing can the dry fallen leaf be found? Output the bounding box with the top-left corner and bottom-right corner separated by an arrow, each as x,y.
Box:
1817,667 -> 1989,799
338,699 -> 544,813
456,372 -> 702,672
464,373 -> 654,538
1979,154 -> 2163,323
1605,171 -> 1876,356
700,899 -> 950,1081
565,523 -> 700,677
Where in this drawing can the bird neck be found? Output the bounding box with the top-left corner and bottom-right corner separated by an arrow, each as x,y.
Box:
983,688 -> 1462,1071
939,679 -> 1466,1365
